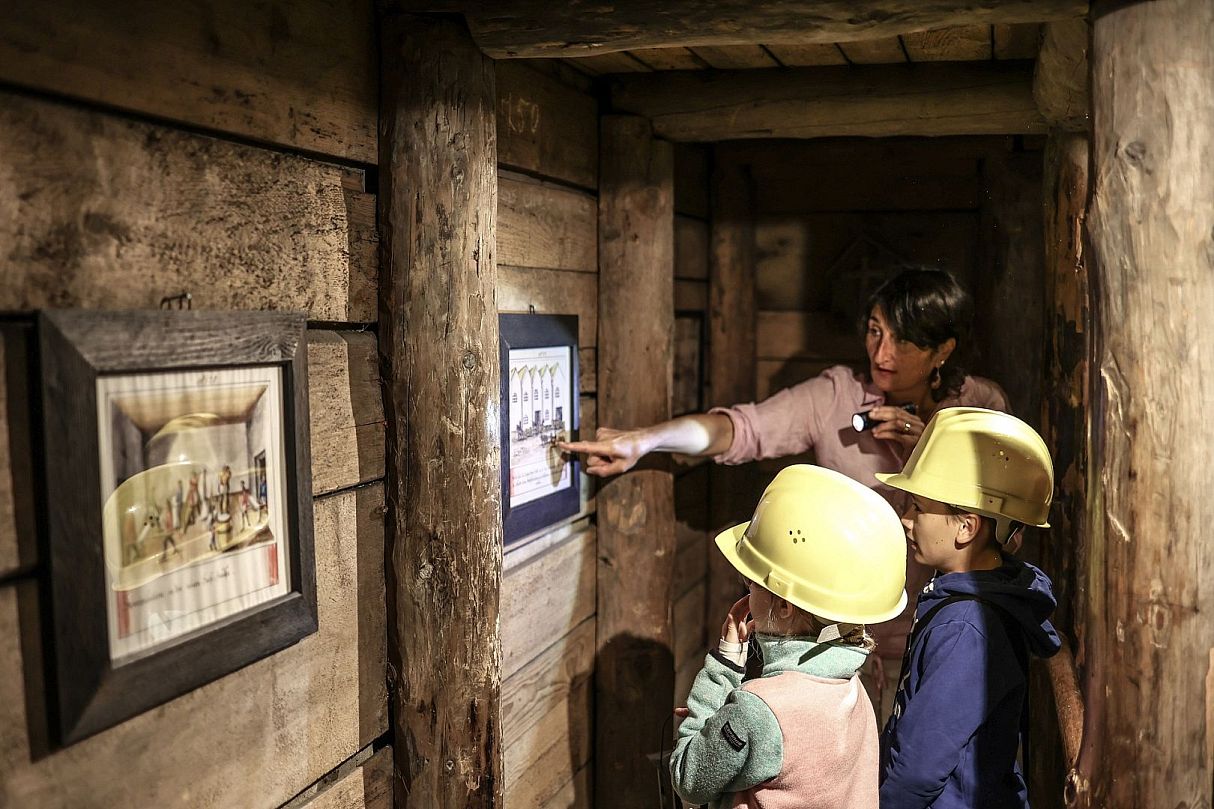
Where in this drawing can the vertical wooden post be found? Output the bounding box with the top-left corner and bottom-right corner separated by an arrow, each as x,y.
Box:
379,13 -> 502,808
1028,132 -> 1090,809
706,150 -> 757,628
596,114 -> 676,805
1086,1 -> 1214,805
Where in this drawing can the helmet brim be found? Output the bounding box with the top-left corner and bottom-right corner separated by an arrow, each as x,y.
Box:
875,471 -> 1050,528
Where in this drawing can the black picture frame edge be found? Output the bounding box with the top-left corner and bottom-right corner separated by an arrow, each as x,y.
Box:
34,309 -> 317,748
498,313 -> 581,546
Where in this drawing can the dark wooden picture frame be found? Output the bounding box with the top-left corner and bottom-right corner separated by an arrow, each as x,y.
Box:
499,313 -> 580,545
33,310 -> 317,746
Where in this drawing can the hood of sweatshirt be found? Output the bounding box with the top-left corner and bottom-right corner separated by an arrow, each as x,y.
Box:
917,554 -> 1061,658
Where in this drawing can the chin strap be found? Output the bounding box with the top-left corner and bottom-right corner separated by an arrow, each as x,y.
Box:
816,622 -> 859,644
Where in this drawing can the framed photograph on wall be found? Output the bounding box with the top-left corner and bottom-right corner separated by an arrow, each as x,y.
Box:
34,310 -> 316,745
499,313 -> 580,545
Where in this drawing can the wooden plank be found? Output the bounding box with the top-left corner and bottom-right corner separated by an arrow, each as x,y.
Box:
538,765 -> 592,809
766,43 -> 848,67
566,53 -> 651,74
0,0 -> 376,162
630,47 -> 706,71
1083,5 -> 1214,804
0,92 -> 377,322
612,61 -> 1046,141
436,1 -> 1088,58
498,174 -> 598,273
673,315 -> 704,416
300,747 -> 393,809
1034,18 -> 1089,132
757,359 -> 836,401
675,280 -> 709,312
675,216 -> 710,280
308,331 -> 386,497
503,618 -> 594,800
675,655 -> 702,713
674,144 -> 711,220
498,266 -> 598,349
995,22 -> 1042,59
902,24 -> 992,62
839,37 -> 907,64
379,17 -> 501,806
674,530 -> 708,600
706,154 -> 758,648
497,61 -> 599,191
0,485 -> 387,808
690,45 -> 779,70
757,311 -> 863,361
502,528 -> 596,679
580,348 -> 597,395
674,581 -> 708,671
596,116 -> 676,806
515,58 -> 597,96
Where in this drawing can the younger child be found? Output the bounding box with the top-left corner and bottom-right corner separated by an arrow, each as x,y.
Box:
876,407 -> 1061,808
670,464 -> 908,808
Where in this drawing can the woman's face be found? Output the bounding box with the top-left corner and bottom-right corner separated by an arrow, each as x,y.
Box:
865,305 -> 952,395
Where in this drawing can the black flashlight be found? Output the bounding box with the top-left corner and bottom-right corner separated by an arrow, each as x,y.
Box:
852,403 -> 917,432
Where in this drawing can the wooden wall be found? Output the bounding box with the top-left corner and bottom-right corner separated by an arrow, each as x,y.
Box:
671,145 -> 712,712
495,60 -> 599,809
0,2 -> 389,807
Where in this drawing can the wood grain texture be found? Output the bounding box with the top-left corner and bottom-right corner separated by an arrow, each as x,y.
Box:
675,216 -> 710,281
674,144 -> 711,220
757,311 -> 863,361
428,1 -> 1087,58
502,528 -> 596,679
629,47 -> 706,71
902,24 -> 991,61
596,115 -> 676,806
302,747 -> 394,809
838,37 -> 907,64
611,62 -> 1046,141
691,45 -> 779,70
0,93 -> 377,321
765,43 -> 848,67
308,331 -> 387,497
498,175 -> 597,273
496,61 -> 598,190
1082,3 -> 1214,805
675,280 -> 709,313
707,154 -> 758,631
995,22 -> 1042,59
503,618 -> 594,804
0,0 -> 376,162
537,765 -> 591,809
673,580 -> 708,671
0,485 -> 387,808
565,53 -> 650,74
379,16 -> 502,807
1034,18 -> 1089,131
498,267 -> 598,349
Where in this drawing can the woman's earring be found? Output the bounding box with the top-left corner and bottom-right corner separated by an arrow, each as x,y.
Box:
930,364 -> 943,390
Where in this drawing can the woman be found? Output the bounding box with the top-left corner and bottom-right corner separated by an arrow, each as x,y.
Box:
559,268 -> 1009,721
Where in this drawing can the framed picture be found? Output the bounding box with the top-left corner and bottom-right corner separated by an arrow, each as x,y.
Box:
499,313 -> 580,545
33,310 -> 316,745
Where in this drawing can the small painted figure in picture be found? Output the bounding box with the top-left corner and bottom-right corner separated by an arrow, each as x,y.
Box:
183,473 -> 200,528
207,512 -> 219,552
240,480 -> 252,529
160,497 -> 178,562
258,477 -> 268,517
170,480 -> 184,531
218,465 -> 232,515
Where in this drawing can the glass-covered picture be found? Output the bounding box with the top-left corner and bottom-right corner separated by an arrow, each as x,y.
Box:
97,366 -> 290,662
506,345 -> 573,508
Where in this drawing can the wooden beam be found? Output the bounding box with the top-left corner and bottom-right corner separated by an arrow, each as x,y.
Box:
1084,1 -> 1214,805
407,1 -> 1087,58
1034,18 -> 1090,131
379,14 -> 502,808
706,154 -> 757,635
610,62 -> 1047,141
595,115 -> 676,806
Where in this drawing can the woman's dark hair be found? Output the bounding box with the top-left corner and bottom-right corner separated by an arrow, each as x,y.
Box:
860,267 -> 973,401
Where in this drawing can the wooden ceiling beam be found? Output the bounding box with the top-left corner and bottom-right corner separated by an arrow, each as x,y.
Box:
398,1 -> 1087,58
610,61 -> 1046,141
1033,18 -> 1090,131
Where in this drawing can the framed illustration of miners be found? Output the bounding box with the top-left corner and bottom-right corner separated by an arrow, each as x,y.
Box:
498,313 -> 580,545
30,309 -> 317,746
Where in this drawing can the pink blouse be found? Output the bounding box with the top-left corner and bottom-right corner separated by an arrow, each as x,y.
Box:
710,364 -> 1010,659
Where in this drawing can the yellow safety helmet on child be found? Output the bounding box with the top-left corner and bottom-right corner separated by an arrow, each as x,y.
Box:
714,464 -> 908,626
875,406 -> 1054,543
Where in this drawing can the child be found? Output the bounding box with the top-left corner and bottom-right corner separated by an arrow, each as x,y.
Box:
875,407 -> 1061,808
670,464 -> 908,808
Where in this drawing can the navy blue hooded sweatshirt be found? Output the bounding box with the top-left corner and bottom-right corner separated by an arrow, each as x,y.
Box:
879,556 -> 1061,809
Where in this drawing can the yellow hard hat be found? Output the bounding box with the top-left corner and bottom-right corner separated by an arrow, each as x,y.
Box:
876,407 -> 1053,542
714,464 -> 908,625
